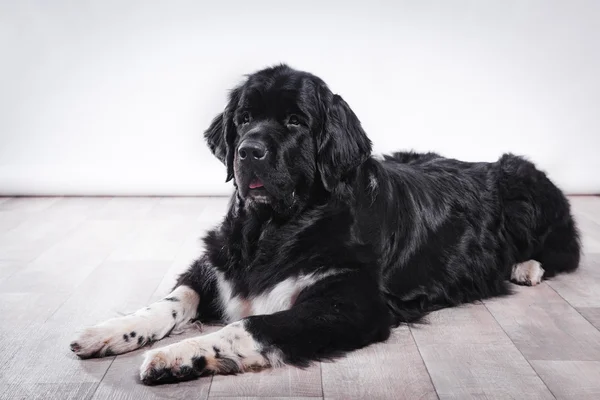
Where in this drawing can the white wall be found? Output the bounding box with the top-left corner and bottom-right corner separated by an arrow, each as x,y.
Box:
1,0 -> 599,195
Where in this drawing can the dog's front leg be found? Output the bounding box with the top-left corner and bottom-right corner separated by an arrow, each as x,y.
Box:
70,255 -> 221,358
70,284 -> 200,358
139,319 -> 268,384
140,274 -> 392,384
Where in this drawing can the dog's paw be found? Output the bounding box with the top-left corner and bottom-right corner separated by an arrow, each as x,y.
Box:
70,317 -> 149,358
511,260 -> 545,286
140,345 -> 209,385
139,322 -> 272,385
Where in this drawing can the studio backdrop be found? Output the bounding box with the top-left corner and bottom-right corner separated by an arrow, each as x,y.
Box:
1,0 -> 599,195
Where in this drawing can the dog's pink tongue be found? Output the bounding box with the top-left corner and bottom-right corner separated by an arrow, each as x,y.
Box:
249,179 -> 264,189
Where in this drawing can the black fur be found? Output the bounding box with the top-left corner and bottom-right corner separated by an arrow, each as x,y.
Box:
177,64 -> 580,368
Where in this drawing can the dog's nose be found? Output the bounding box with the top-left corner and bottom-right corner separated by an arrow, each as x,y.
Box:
238,140 -> 267,161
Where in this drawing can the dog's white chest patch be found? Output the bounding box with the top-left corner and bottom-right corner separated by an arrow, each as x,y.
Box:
251,278 -> 303,316
216,271 -> 343,322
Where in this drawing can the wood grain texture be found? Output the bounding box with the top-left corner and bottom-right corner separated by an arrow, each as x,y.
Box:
484,283 -> 600,361
0,197 -> 58,223
146,197 -> 215,220
107,219 -> 200,262
0,260 -> 172,388
0,196 -> 599,399
417,343 -> 554,400
0,382 -> 98,400
0,261 -> 22,285
571,204 -> 600,252
92,327 -> 221,400
210,364 -> 322,398
205,318 -> 322,399
209,398 -> 321,400
0,197 -> 59,213
321,327 -> 437,400
412,303 -> 553,400
89,197 -> 158,221
569,197 -> 600,224
577,307 -> 600,331
410,303 -> 512,345
0,197 -> 65,250
546,254 -> 600,308
531,360 -> 600,399
92,349 -> 211,400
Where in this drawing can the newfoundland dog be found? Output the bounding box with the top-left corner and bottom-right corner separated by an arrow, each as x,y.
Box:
71,64 -> 580,385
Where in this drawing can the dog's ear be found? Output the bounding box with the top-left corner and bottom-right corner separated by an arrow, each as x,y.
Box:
317,94 -> 372,191
204,88 -> 241,182
204,114 -> 227,163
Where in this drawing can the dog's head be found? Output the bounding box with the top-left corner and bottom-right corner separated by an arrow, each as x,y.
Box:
205,65 -> 371,212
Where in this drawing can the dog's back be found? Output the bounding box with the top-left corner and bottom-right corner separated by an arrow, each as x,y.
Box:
363,151 -> 580,324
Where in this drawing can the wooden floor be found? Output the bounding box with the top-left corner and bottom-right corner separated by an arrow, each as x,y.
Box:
0,196 -> 599,400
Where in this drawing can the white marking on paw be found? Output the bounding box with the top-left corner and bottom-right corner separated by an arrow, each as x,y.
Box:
71,285 -> 199,358
140,320 -> 279,384
511,260 -> 545,286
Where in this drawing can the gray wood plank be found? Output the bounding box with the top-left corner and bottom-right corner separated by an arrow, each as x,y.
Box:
209,364 -> 322,399
531,360 -> 600,399
146,197 -> 214,220
0,292 -> 75,385
211,398 -> 320,400
569,197 -> 600,225
577,307 -> 600,331
321,326 -> 437,400
0,197 -> 60,213
0,319 -> 114,386
42,197 -> 113,216
147,227 -> 215,303
0,197 -> 61,235
146,197 -> 229,303
0,201 -> 142,388
93,326 -> 220,400
0,260 -> 22,284
484,283 -> 600,361
1,259 -> 171,388
1,196 -> 599,399
92,346 -> 210,400
412,303 -> 553,400
0,382 -> 98,400
0,198 -> 101,263
0,219 -> 138,296
417,343 -> 553,400
210,398 -> 321,400
89,197 -> 159,220
570,201 -> 600,252
206,317 -> 321,399
410,303 -> 513,345
107,218 -> 199,262
51,259 -> 173,328
545,254 -> 600,308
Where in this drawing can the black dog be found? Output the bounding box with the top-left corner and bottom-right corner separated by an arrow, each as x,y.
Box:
70,65 -> 580,385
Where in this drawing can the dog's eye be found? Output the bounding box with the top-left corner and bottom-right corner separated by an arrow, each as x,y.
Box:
288,115 -> 300,126
241,112 -> 251,124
